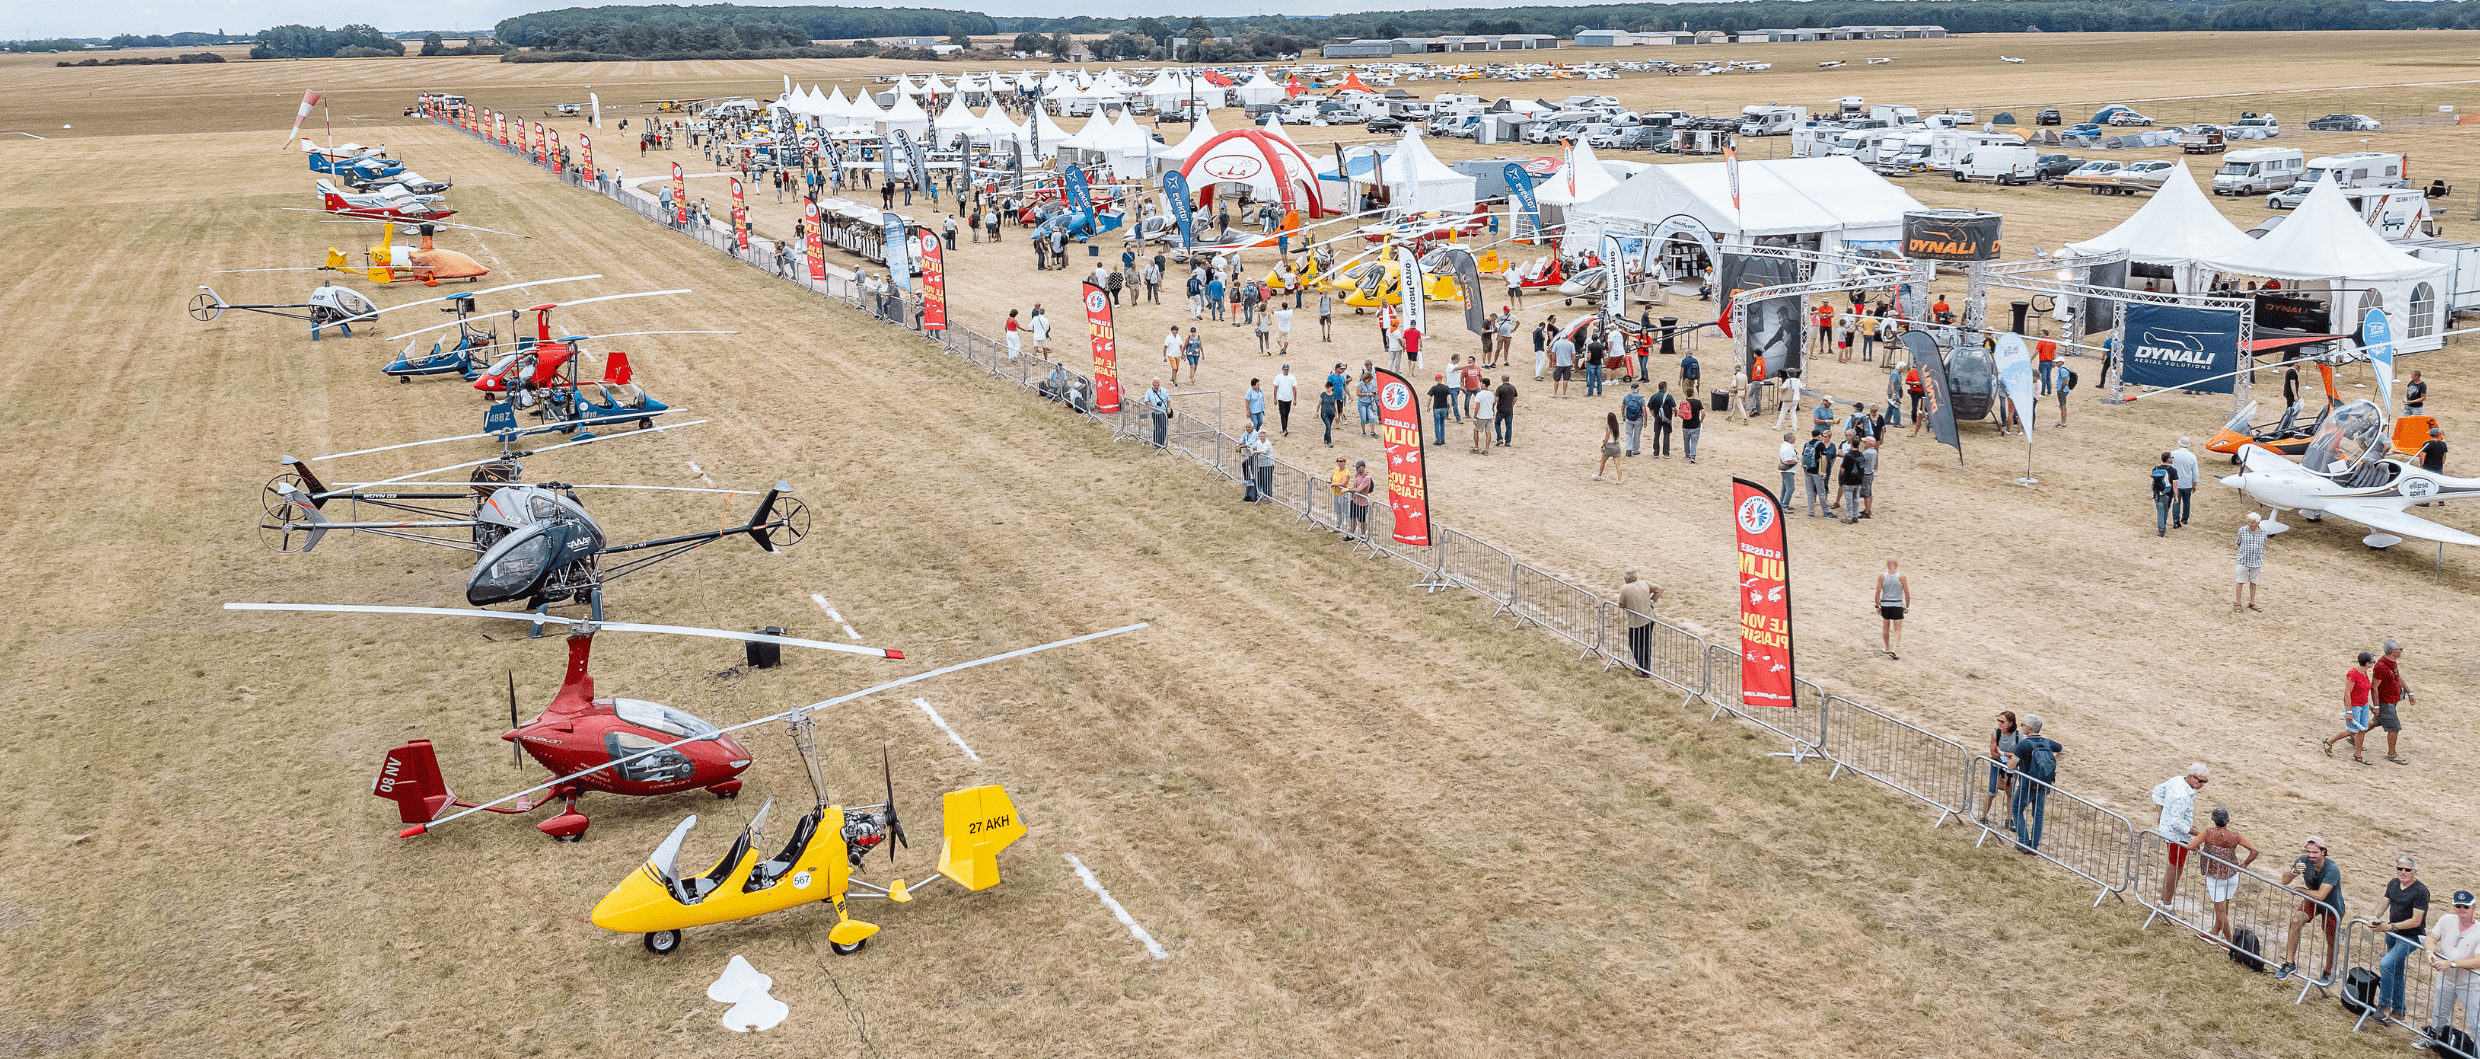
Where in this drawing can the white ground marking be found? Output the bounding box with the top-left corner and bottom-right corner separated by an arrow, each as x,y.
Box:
808,593 -> 862,641
1064,854 -> 1168,960
910,697 -> 980,762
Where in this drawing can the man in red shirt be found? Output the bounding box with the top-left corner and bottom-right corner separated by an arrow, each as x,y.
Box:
2325,651 -> 2377,763
2035,330 -> 2059,394
1402,325 -> 1422,368
1814,302 -> 1833,349
1932,295 -> 1953,323
2372,641 -> 2414,763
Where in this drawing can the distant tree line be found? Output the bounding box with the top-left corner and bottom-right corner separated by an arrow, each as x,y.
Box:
494,5 -> 995,52
1,39 -> 93,52
103,32 -> 232,48
57,52 -> 225,66
419,33 -> 511,56
250,25 -> 405,59
500,43 -> 883,63
998,0 -> 2480,38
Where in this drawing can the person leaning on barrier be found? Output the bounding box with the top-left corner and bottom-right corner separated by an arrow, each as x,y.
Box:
2276,837 -> 2346,983
2190,806 -> 2259,945
2423,890 -> 2480,1051
2152,763 -> 2210,909
2375,855 -> 2433,1024
1618,571 -> 1660,679
2004,715 -> 2063,854
1980,711 -> 2020,829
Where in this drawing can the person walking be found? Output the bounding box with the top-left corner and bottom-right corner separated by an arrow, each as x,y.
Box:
1346,460 -> 1375,541
1246,379 -> 1267,432
1620,384 -> 1647,457
1550,329 -> 1576,397
1980,711 -> 2021,828
1028,308 -> 1053,358
1772,370 -> 1807,431
1494,376 -> 1518,447
1801,429 -> 1832,518
1273,366 -> 1298,436
2171,438 -> 2200,529
1470,380 -> 1497,454
2054,359 -> 2076,425
2406,370 -> 2428,417
1778,432 -> 1799,507
2151,763 -> 2211,909
1836,433 -> 1867,523
2418,428 -> 2448,502
2005,715 -> 2064,853
2325,651 -> 2378,764
2190,807 -> 2260,944
1186,270 -> 1205,320
1648,381 -> 1677,458
1162,326 -> 1184,381
1352,368 -> 1378,439
2373,639 -> 2415,764
2377,856 -> 2434,1025
2276,838 -> 2346,982
1679,350 -> 1701,402
1495,309 -> 1517,366
1532,320 -> 1550,382
2428,890 -> 2480,1049
1275,304 -> 1294,355
1255,310 -> 1273,354
1876,559 -> 1909,658
1319,292 -> 1333,342
1206,273 -> 1226,322
1142,378 -> 1171,448
1618,571 -> 1660,677
1181,328 -> 1204,387
2151,453 -> 2178,537
2235,512 -> 2268,611
1318,380 -> 1343,447
1326,456 -> 1351,530
1427,373 -> 1453,445
1596,412 -> 1626,482
1143,259 -> 1162,303
1005,309 -> 1023,358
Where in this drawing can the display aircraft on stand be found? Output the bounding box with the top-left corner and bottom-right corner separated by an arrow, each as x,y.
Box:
2220,399 -> 2480,551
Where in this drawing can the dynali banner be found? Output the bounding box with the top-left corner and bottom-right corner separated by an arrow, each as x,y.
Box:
1083,283 -> 1121,413
1373,368 -> 1432,546
1730,477 -> 1797,709
803,199 -> 826,282
729,177 -> 748,250
671,163 -> 688,227
916,229 -> 947,332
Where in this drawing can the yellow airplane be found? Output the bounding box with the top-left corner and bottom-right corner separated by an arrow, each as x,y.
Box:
593,742 -> 1026,956
1336,254 -> 1464,311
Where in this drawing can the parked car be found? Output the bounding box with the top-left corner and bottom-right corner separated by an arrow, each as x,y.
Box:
2035,107 -> 2062,126
2233,114 -> 2280,137
2059,159 -> 2126,192
2107,111 -> 2156,127
2113,159 -> 2178,193
2034,153 -> 2080,181
2306,113 -> 2381,132
1366,116 -> 1406,133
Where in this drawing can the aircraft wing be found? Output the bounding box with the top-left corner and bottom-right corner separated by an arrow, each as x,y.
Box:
2319,500 -> 2480,547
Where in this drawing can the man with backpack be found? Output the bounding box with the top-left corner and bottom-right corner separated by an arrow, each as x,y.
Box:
2005,715 -> 2065,854
1620,384 -> 1647,457
2055,361 -> 2077,426
1648,381 -> 1678,458
1802,429 -> 1833,518
2151,453 -> 2178,537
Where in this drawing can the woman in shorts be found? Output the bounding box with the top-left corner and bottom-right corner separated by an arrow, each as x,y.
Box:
1595,411 -> 1624,483
2189,806 -> 2259,944
1980,711 -> 2020,828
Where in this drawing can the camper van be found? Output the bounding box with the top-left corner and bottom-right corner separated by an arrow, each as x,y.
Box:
2251,188 -> 2440,241
1869,104 -> 1921,127
2267,151 -> 2407,209
1829,127 -> 1896,159
1928,131 -> 2028,172
1738,104 -> 1809,137
2211,147 -> 2303,196
1952,145 -> 2040,184
1878,130 -> 1939,171
1826,96 -> 1866,121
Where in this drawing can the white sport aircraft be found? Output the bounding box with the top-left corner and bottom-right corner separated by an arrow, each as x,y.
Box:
2219,399 -> 2480,549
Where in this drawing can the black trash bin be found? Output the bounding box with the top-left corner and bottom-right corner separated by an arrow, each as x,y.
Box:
746,626 -> 785,669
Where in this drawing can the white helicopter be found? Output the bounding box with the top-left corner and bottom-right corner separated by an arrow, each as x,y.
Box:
2219,399 -> 2480,550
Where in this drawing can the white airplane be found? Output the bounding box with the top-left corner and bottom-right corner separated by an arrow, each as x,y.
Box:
2219,399 -> 2480,549
2000,56 -> 2028,64
1867,57 -> 1896,65
1818,60 -> 1847,70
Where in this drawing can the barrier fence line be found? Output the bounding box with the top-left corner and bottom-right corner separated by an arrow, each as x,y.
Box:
2341,919 -> 2473,1054
436,112 -> 2450,1051
1597,605 -> 1707,700
2130,831 -> 2352,1004
1820,695 -> 1975,825
1970,756 -> 2137,907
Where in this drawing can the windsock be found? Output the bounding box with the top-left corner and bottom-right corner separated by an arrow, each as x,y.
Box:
287,90 -> 323,147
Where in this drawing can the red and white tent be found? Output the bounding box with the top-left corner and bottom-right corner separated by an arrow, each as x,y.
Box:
1178,128 -> 1330,218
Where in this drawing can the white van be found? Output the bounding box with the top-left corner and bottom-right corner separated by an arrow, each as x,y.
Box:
1929,131 -> 2026,171
1738,104 -> 1808,136
1869,103 -> 1920,126
2212,148 -> 2302,196
2268,151 -> 2407,209
1952,145 -> 2039,184
1829,127 -> 1894,159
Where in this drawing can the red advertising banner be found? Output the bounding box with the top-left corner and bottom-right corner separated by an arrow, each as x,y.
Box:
1372,368 -> 1432,547
803,199 -> 826,282
1083,283 -> 1121,413
497,112 -> 507,146
549,129 -> 562,174
579,135 -> 594,183
533,122 -> 546,164
671,163 -> 687,227
915,229 -> 947,331
1731,477 -> 1797,708
729,178 -> 748,250
515,117 -> 527,155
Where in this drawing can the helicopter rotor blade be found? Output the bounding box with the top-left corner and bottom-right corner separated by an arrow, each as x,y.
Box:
309,412 -> 699,463
509,671 -> 522,767
389,622 -> 1149,837
339,419 -> 710,490
222,602 -> 903,659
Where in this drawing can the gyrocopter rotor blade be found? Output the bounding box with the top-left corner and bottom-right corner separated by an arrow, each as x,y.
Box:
222,603 -> 904,659
309,414 -> 701,463
341,274 -> 605,325
381,622 -> 1151,837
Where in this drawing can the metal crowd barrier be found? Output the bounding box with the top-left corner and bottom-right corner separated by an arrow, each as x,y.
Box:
1820,695 -> 1976,824
1703,661 -> 1828,763
1971,757 -> 2137,907
1596,604 -> 1707,698
1432,525 -> 1517,607
1509,563 -> 1604,661
2341,919 -> 2467,1050
2129,831 -> 2353,1005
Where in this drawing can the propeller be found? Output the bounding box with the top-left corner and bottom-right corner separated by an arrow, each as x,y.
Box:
881,742 -> 908,861
508,671 -> 522,767
222,603 -> 904,659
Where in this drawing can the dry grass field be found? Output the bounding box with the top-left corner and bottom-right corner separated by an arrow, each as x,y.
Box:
0,34 -> 2472,1058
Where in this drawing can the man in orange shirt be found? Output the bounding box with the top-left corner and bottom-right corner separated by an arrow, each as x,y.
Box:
2035,330 -> 2059,395
1932,294 -> 1953,324
1814,301 -> 1834,350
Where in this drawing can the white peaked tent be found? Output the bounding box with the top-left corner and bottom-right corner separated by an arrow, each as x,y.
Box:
935,93 -> 976,136
1057,111 -> 1111,151
1234,69 -> 1287,106
1156,111 -> 1223,165
2200,177 -> 2450,350
984,107 -> 1029,148
1567,156 -> 1925,254
879,92 -> 929,140
1374,130 -> 1476,216
2064,164 -> 2254,294
820,86 -> 851,120
1025,106 -> 1074,159
847,86 -> 887,123
921,74 -> 950,98
1538,141 -> 1620,207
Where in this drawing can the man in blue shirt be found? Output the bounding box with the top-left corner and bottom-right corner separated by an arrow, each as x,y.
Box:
2275,838 -> 2345,983
1141,378 -> 1171,448
2004,715 -> 2065,853
1206,275 -> 1226,321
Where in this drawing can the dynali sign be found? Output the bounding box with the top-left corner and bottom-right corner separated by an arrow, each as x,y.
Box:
2120,302 -> 2243,393
1900,210 -> 2002,262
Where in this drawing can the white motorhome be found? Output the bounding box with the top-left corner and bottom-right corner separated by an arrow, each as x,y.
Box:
1869,104 -> 1921,126
1878,129 -> 1938,170
1738,104 -> 1808,136
2398,237 -> 2480,313
1951,145 -> 2039,184
2211,147 -> 2303,196
1928,130 -> 2025,171
2267,151 -> 2407,209
1826,96 -> 1866,120
1829,127 -> 1896,159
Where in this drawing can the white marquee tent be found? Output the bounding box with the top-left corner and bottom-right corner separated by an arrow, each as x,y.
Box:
1568,155 -> 1925,254
2199,178 -> 2449,351
2063,163 -> 2255,294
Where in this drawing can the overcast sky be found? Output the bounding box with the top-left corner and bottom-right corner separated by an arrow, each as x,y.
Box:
13,0 -> 1519,38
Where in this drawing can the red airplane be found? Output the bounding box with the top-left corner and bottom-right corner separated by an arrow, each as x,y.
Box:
222,603 -> 901,841
312,177 -> 456,222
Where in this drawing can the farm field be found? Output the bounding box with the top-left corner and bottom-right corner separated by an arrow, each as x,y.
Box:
1,33 -> 2473,1057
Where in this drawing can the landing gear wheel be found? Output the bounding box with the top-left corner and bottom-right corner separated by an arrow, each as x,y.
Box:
829,936 -> 867,956
644,930 -> 682,955
188,292 -> 224,322
555,833 -> 584,843
262,473 -> 313,520
768,497 -> 811,548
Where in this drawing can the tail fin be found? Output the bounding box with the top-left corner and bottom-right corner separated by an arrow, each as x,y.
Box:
746,480 -> 790,552
375,740 -> 457,825
283,458 -> 330,506
601,350 -> 632,386
936,785 -> 1026,892
324,247 -> 350,270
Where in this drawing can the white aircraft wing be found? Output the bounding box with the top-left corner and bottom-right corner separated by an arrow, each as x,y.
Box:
2319,500 -> 2480,547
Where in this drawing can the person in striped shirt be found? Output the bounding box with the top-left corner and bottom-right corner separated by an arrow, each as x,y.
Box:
2235,512 -> 2268,613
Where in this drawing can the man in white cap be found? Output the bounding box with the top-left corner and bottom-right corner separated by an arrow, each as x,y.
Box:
2235,513 -> 2268,612
2426,888 -> 2479,1050
2151,763 -> 2210,908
